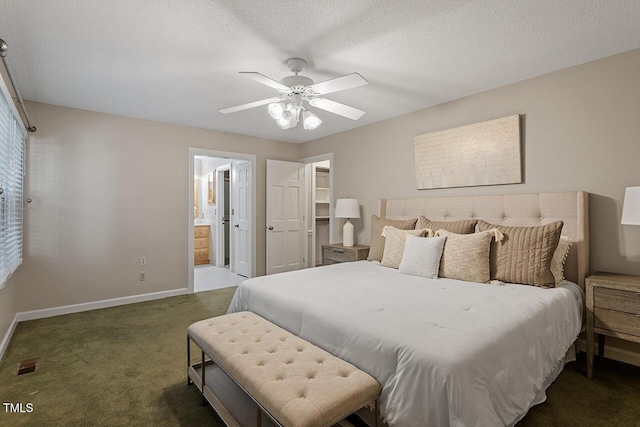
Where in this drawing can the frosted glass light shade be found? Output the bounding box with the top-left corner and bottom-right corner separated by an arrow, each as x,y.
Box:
303,110 -> 321,130
335,199 -> 360,219
622,186 -> 640,225
268,102 -> 286,119
277,110 -> 293,129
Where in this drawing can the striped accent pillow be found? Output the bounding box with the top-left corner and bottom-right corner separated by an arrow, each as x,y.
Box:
477,220 -> 563,287
417,217 -> 477,234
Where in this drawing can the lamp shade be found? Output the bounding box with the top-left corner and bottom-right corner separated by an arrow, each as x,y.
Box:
335,199 -> 360,219
622,186 -> 640,225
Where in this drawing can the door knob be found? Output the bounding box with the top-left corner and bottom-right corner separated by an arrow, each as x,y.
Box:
268,226 -> 274,231
234,224 -> 239,228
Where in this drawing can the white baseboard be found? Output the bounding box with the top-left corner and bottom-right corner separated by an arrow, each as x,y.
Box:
14,287 -> 190,322
576,338 -> 640,367
0,288 -> 190,361
0,314 -> 18,361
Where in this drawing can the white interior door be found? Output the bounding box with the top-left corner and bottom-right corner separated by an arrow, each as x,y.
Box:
232,161 -> 251,277
266,160 -> 305,275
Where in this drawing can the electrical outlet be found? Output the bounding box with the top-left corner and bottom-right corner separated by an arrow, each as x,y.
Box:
139,271 -> 146,281
140,256 -> 147,266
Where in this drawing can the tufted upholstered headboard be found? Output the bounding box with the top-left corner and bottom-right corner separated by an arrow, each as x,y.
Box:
379,191 -> 590,287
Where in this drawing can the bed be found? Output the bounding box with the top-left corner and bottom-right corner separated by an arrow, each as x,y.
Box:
228,191 -> 590,427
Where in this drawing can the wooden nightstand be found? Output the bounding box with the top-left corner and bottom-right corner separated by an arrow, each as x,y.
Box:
586,272 -> 640,379
321,243 -> 369,265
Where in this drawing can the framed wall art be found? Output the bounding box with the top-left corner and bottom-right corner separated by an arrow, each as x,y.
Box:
414,115 -> 521,189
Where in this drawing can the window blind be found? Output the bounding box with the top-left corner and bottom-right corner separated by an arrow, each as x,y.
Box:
0,79 -> 26,288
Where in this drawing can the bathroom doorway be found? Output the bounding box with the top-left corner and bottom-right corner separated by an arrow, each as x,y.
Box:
189,149 -> 256,293
215,167 -> 231,268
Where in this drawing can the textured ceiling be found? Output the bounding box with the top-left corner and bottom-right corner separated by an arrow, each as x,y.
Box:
2,0 -> 640,143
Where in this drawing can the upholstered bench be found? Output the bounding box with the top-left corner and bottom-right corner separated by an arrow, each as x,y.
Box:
187,311 -> 381,427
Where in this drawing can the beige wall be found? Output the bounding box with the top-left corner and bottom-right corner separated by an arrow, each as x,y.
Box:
302,48 -> 640,276
7,102 -> 301,313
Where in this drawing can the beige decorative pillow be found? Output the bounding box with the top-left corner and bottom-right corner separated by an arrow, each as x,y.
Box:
435,229 -> 494,283
380,226 -> 430,269
551,236 -> 571,285
417,216 -> 477,234
367,215 -> 418,261
477,220 -> 564,288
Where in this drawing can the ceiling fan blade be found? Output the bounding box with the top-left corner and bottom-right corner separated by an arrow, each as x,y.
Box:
306,73 -> 368,95
240,72 -> 290,92
309,98 -> 365,120
219,97 -> 283,114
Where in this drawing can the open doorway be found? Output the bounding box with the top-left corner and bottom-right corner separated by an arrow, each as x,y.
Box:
301,153 -> 334,268
216,167 -> 231,268
189,149 -> 256,293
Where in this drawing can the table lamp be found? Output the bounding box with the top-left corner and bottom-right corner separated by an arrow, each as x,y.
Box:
335,198 -> 360,247
622,187 -> 640,225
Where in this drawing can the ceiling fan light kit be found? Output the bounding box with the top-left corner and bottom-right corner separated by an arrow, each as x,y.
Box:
219,58 -> 368,130
268,102 -> 286,119
303,110 -> 321,130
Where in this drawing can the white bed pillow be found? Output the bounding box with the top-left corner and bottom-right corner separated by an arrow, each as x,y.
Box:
380,226 -> 430,269
551,236 -> 571,285
399,235 -> 446,279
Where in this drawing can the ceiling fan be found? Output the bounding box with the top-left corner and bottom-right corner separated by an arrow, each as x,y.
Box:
219,58 -> 368,130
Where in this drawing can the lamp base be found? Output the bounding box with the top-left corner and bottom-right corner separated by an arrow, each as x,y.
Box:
343,220 -> 354,247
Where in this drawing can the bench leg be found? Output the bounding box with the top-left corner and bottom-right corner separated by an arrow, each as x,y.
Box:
187,336 -> 192,386
201,349 -> 206,407
374,398 -> 380,427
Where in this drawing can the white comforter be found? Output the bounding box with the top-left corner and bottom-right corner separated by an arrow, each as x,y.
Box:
227,261 -> 583,427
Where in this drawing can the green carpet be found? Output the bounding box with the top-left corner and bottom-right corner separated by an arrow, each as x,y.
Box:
0,288 -> 235,426
1,287 -> 639,426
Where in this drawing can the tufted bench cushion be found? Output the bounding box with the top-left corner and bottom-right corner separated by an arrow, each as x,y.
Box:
188,311 -> 381,427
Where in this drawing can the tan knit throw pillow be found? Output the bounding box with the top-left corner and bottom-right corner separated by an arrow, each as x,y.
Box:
367,215 -> 418,261
380,226 -> 431,269
435,229 -> 500,283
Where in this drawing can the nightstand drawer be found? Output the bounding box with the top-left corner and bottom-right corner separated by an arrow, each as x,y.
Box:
323,247 -> 357,263
595,287 -> 640,315
595,307 -> 640,337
